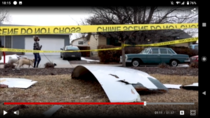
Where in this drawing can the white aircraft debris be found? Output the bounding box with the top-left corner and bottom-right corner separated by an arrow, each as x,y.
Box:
71,65 -> 168,102
183,83 -> 198,87
0,78 -> 37,88
181,83 -> 198,90
0,54 -> 19,63
163,84 -> 182,89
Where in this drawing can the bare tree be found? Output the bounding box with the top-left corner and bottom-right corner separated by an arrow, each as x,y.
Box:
0,9 -> 10,23
70,17 -> 90,42
85,7 -> 198,67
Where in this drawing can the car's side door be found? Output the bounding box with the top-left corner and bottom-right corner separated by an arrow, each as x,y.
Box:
159,48 -> 170,64
146,48 -> 161,64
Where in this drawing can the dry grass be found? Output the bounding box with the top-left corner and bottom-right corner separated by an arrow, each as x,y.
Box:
190,62 -> 198,68
0,74 -> 198,117
158,63 -> 170,68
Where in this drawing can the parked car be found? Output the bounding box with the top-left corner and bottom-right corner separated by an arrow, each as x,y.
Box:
120,47 -> 190,67
190,44 -> 198,50
190,55 -> 198,63
60,45 -> 81,60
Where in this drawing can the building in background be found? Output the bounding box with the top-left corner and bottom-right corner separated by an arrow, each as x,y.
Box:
0,23 -> 70,56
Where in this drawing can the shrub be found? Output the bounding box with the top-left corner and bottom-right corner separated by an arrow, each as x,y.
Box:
190,62 -> 198,68
158,63 -> 170,68
98,45 -> 120,63
170,47 -> 198,57
44,62 -> 55,68
4,63 -> 15,69
98,45 -> 144,63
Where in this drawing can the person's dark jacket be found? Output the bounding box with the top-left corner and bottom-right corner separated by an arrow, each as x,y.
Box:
33,41 -> 42,53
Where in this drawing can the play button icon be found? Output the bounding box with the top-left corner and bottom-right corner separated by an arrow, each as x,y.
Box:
3,110 -> 7,115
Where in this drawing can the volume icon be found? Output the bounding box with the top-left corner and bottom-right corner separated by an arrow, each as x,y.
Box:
14,110 -> 19,115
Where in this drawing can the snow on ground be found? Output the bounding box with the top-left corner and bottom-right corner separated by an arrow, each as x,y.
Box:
81,57 -> 100,62
0,54 -> 19,63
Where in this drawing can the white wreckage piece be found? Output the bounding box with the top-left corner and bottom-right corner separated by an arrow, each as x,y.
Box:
180,83 -> 198,90
0,78 -> 37,88
163,84 -> 182,89
0,54 -> 19,63
0,54 -> 28,64
71,65 -> 168,102
163,83 -> 198,90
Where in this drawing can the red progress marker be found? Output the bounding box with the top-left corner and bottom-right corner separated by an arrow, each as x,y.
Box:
4,102 -> 145,105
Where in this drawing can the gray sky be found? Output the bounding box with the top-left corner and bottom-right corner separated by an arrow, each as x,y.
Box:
1,7 -> 94,40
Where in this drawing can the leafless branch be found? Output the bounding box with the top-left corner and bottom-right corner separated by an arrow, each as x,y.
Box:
85,7 -> 198,44
0,9 -> 9,22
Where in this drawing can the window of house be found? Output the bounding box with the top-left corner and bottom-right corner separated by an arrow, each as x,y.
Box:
78,41 -> 83,45
5,36 -> 12,48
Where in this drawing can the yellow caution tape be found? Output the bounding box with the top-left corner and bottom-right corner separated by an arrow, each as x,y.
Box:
0,47 -> 122,53
0,37 -> 198,53
124,37 -> 198,47
0,23 -> 198,36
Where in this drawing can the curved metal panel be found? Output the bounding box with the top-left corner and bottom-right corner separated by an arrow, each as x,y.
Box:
72,65 -> 141,102
72,65 -> 168,102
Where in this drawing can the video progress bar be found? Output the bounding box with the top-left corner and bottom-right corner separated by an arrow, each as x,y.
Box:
147,102 -> 195,105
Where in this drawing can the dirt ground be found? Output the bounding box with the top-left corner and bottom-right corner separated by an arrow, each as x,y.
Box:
0,67 -> 198,76
0,72 -> 198,117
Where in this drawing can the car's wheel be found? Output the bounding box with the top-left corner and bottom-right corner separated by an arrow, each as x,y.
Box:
132,59 -> 140,67
60,55 -> 62,58
170,60 -> 178,67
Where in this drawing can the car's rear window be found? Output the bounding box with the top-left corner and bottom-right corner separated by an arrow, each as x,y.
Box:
140,48 -> 150,54
167,49 -> 176,54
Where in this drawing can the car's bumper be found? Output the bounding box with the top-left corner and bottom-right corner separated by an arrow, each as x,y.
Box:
180,59 -> 191,65
119,58 -> 132,63
184,59 -> 191,62
63,54 -> 81,59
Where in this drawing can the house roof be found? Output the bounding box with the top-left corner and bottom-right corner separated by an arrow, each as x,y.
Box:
71,37 -> 86,43
0,23 -> 70,36
161,30 -> 192,39
84,30 -> 191,39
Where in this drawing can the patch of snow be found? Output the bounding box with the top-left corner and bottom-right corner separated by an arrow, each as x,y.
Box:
81,57 -> 99,62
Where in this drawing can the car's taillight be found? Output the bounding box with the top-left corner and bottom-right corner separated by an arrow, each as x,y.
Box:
196,57 -> 198,61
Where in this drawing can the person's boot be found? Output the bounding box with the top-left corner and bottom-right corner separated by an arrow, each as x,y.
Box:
34,63 -> 36,68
